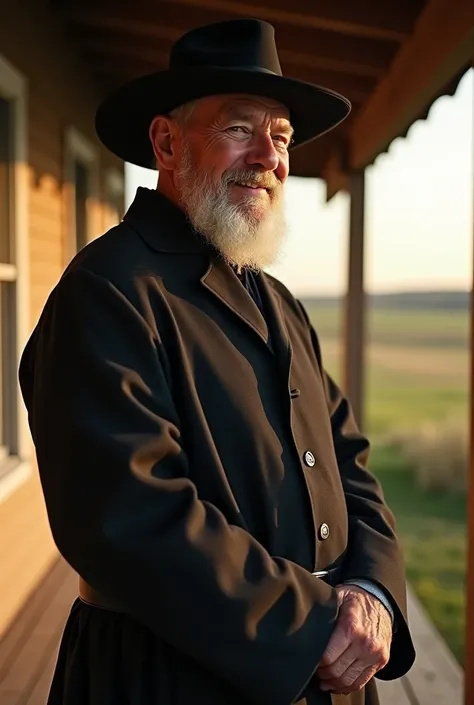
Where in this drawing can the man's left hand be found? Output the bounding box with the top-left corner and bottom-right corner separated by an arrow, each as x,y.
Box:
316,585 -> 392,695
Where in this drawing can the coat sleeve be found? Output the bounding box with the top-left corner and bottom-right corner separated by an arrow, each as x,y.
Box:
297,301 -> 416,681
19,268 -> 340,705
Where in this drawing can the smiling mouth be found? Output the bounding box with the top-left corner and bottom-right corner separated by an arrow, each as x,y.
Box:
231,181 -> 269,193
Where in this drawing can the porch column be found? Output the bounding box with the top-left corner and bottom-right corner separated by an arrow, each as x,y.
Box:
464,59 -> 474,705
343,169 -> 366,431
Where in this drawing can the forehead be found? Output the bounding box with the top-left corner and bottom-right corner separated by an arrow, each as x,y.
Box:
197,93 -> 291,124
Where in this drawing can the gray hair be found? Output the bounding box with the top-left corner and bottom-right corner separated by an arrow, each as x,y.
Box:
151,100 -> 197,169
169,100 -> 197,127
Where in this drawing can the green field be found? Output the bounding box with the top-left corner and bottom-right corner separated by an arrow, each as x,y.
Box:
305,304 -> 469,350
304,303 -> 469,437
371,444 -> 466,666
304,301 -> 469,665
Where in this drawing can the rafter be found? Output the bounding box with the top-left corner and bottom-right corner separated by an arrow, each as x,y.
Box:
349,0 -> 474,169
164,0 -> 421,42
322,145 -> 350,201
74,26 -> 383,80
64,4 -> 401,71
63,0 -> 424,42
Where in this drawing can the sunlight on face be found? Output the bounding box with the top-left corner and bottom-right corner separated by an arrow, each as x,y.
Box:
175,94 -> 292,270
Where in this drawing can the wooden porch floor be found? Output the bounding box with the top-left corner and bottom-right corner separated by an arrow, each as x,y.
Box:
0,557 -> 465,705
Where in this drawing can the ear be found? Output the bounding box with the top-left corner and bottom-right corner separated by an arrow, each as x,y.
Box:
149,115 -> 179,171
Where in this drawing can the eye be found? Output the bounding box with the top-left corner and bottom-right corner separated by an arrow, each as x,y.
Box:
273,134 -> 292,149
228,125 -> 250,135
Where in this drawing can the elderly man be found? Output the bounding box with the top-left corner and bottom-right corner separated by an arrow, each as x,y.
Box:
19,18 -> 415,705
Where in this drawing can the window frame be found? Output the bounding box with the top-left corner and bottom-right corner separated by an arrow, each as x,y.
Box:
0,53 -> 31,503
64,126 -> 99,263
103,167 -> 125,230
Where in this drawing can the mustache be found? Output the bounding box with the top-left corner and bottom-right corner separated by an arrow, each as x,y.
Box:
221,168 -> 281,192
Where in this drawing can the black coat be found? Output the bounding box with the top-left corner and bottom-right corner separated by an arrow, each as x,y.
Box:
19,188 -> 415,705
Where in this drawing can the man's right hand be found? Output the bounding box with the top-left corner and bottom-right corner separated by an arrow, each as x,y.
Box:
315,584 -> 392,695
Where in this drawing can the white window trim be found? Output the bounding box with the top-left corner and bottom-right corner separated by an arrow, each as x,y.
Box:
64,126 -> 99,264
105,167 -> 124,201
0,53 -> 32,503
104,167 -> 125,229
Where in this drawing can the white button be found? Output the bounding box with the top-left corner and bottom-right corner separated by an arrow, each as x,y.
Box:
319,523 -> 330,540
304,451 -> 315,467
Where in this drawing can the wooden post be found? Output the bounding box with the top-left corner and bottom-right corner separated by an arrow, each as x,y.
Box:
464,60 -> 474,705
343,169 -> 366,431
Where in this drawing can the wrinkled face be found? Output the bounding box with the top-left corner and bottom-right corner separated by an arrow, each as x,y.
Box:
173,94 -> 293,270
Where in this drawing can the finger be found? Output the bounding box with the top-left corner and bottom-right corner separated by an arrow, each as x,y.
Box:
323,636 -> 388,692
318,623 -> 353,667
317,642 -> 359,681
325,665 -> 377,695
327,659 -> 372,691
319,653 -> 362,692
350,664 -> 378,690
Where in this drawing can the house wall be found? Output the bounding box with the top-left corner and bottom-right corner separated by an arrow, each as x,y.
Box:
0,2 -> 124,637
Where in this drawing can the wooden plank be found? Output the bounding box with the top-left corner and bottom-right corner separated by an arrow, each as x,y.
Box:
0,558 -> 68,680
0,475 -> 56,639
26,646 -> 60,705
464,50 -> 474,705
70,8 -> 399,75
0,559 -> 76,705
65,0 -> 422,42
376,677 -> 412,705
1,562 -> 465,705
25,570 -> 77,704
350,0 -> 474,169
323,147 -> 350,202
404,585 -> 463,705
343,169 -> 366,430
0,634 -> 54,697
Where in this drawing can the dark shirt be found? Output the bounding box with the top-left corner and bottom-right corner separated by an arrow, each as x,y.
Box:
236,266 -> 314,569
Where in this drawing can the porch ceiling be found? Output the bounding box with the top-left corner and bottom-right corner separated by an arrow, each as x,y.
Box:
55,0 -> 472,195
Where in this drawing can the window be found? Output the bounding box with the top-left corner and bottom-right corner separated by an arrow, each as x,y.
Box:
0,96 -> 12,456
64,127 -> 99,261
74,158 -> 89,250
0,53 -> 30,502
103,168 -> 125,231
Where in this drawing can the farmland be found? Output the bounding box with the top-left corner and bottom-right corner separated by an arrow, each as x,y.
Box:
303,294 -> 469,664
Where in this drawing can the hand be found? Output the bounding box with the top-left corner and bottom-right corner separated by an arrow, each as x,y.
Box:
316,584 -> 392,695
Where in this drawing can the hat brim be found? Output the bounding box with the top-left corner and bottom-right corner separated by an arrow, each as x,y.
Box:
95,66 -> 351,169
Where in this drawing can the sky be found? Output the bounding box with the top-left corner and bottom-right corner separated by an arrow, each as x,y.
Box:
125,69 -> 473,297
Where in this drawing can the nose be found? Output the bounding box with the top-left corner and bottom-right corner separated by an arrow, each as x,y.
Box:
244,133 -> 279,172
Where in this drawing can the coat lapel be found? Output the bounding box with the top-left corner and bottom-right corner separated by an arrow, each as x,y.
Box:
200,260 -> 270,345
124,189 -> 282,350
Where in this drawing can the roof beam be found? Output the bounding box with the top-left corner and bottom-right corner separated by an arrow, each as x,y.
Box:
65,4 -> 400,73
74,24 -> 383,79
159,0 -> 422,42
349,0 -> 474,169
322,146 -> 350,201
62,0 -> 419,42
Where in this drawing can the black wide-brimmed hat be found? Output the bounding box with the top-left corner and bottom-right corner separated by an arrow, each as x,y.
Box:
95,18 -> 351,169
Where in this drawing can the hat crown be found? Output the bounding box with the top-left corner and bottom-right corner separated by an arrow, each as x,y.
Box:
169,19 -> 282,76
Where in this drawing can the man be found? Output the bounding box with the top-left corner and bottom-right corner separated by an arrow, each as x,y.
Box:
19,18 -> 415,705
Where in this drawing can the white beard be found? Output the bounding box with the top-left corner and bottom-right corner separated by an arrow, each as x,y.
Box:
176,141 -> 287,271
